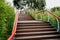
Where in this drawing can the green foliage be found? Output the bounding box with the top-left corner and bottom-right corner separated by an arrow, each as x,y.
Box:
50,7 -> 60,31
26,0 -> 46,10
51,7 -> 60,12
0,0 -> 15,40
35,0 -> 45,10
25,9 -> 60,32
51,7 -> 60,17
13,0 -> 46,10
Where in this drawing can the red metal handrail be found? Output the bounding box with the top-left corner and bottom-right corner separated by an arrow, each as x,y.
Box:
8,10 -> 19,40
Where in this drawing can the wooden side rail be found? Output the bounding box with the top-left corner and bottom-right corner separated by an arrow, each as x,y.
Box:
33,9 -> 60,32
45,10 -> 60,32
8,10 -> 19,40
45,10 -> 60,20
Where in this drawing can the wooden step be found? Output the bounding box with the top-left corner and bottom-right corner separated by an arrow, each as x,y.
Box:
16,28 -> 56,33
18,14 -> 34,20
17,27 -> 52,29
18,23 -> 50,26
41,39 -> 60,40
17,26 -> 52,28
18,21 -> 50,24
18,20 -> 45,24
18,20 -> 43,23
17,25 -> 51,27
15,14 -> 60,40
15,34 -> 60,40
15,31 -> 57,37
15,38 -> 60,40
18,28 -> 55,30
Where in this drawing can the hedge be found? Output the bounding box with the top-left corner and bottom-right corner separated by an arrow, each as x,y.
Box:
0,0 -> 15,40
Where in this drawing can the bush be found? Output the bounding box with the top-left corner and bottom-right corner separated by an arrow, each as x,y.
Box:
51,7 -> 60,17
51,7 -> 60,12
25,9 -> 60,32
0,0 -> 15,40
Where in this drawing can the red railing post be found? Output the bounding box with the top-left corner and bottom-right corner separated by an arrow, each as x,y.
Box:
8,10 -> 19,40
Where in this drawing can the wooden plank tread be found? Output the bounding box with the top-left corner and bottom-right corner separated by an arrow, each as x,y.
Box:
15,35 -> 60,39
16,31 -> 56,34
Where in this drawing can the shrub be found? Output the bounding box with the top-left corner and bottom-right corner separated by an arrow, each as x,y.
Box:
51,7 -> 60,12
25,9 -> 60,32
0,0 -> 15,40
51,7 -> 60,17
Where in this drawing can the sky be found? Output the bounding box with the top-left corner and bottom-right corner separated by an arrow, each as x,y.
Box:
6,0 -> 60,9
46,0 -> 60,9
6,0 -> 13,6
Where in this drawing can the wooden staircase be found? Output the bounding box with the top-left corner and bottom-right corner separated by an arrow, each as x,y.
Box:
14,14 -> 60,40
18,14 -> 35,21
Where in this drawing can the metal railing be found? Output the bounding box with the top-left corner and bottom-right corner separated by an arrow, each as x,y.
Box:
8,10 -> 19,40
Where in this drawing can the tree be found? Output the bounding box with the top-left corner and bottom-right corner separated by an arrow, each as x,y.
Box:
13,0 -> 27,9
13,0 -> 20,9
37,0 -> 46,10
13,0 -> 46,10
51,7 -> 60,12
